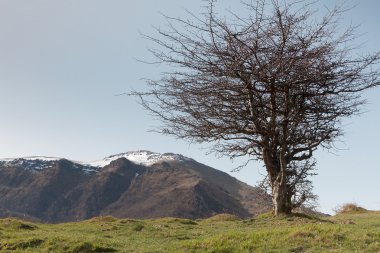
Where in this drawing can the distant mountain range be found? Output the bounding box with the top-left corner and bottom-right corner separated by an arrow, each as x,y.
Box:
0,151 -> 271,223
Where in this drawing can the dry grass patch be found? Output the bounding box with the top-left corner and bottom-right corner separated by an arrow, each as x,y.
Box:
205,213 -> 241,222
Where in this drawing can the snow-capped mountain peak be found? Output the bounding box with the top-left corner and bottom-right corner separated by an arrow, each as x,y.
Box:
0,156 -> 63,171
87,150 -> 193,167
0,156 -> 98,173
0,151 -> 193,172
0,156 -> 62,162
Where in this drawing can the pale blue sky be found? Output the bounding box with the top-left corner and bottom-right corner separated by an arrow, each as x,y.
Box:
0,0 -> 379,214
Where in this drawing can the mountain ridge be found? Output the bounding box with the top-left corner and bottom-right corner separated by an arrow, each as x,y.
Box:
0,151 -> 271,223
0,150 -> 194,169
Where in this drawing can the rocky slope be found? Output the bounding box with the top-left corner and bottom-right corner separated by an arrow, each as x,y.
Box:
0,151 -> 271,222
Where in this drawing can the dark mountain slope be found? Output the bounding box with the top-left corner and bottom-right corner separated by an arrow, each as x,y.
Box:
0,152 -> 271,222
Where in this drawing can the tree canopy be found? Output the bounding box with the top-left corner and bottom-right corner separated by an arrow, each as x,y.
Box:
135,0 -> 380,215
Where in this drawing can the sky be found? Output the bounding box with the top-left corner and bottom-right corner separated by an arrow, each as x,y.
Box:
0,0 -> 379,214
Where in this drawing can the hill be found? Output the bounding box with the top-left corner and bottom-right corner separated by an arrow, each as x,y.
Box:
0,211 -> 379,252
0,151 -> 271,222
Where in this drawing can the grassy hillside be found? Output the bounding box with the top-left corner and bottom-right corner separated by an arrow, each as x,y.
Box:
1,211 -> 379,252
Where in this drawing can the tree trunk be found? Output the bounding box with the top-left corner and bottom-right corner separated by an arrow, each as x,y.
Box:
263,148 -> 292,215
272,178 -> 292,215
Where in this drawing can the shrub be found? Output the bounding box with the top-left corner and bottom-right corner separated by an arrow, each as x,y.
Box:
334,203 -> 368,214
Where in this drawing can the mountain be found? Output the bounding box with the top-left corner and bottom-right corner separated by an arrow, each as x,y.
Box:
0,151 -> 271,223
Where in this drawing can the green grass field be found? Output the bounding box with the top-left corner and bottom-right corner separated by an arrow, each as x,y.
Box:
1,210 -> 379,252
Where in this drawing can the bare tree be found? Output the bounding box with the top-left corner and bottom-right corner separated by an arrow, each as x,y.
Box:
135,0 -> 380,215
